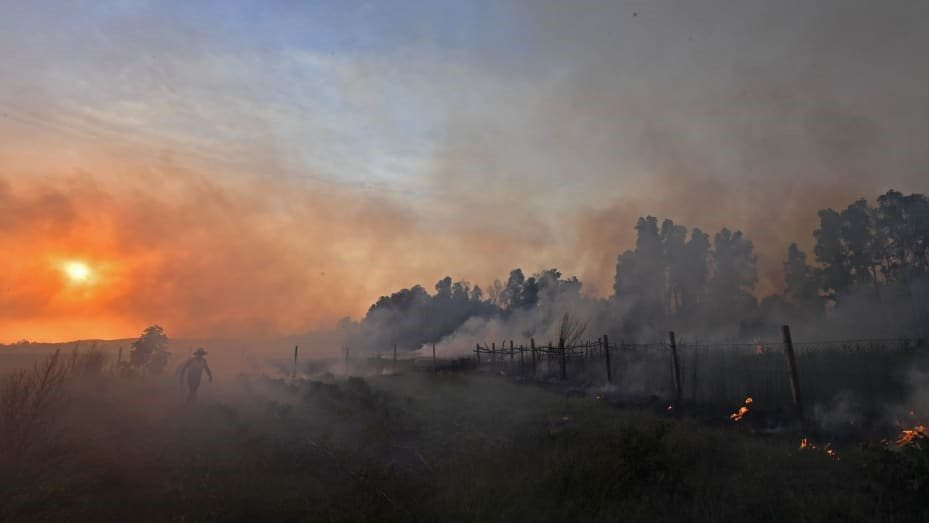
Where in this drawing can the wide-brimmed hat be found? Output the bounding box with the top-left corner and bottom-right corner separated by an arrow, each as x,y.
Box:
193,348 -> 208,356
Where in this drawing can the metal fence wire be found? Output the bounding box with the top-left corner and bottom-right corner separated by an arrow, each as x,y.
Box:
470,332 -> 928,413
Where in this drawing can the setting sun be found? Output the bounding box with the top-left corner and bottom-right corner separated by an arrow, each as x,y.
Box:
64,261 -> 92,283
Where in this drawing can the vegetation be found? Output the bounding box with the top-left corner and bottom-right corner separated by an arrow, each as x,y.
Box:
129,325 -> 170,373
2,353 -> 928,522
342,190 -> 929,354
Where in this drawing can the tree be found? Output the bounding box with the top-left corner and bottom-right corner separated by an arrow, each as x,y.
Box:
661,219 -> 688,315
678,228 -> 710,316
814,199 -> 879,300
876,190 -> 929,281
129,325 -> 170,373
783,243 -> 823,319
501,269 -> 526,310
813,207 -> 850,301
707,228 -> 758,326
612,217 -> 671,335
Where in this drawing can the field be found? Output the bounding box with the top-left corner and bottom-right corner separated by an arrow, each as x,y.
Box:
2,347 -> 929,522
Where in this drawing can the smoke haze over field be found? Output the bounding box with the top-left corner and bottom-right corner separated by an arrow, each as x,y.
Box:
1,1 -> 928,342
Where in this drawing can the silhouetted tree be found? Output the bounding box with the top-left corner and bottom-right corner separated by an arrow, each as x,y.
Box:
783,243 -> 823,319
707,228 -> 758,327
129,325 -> 169,373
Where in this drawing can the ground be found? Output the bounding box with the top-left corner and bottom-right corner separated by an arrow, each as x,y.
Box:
1,365 -> 926,522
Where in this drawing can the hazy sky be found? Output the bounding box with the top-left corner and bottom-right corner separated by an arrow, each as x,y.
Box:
1,0 -> 928,341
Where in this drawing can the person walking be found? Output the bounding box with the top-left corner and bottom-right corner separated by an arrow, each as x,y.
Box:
179,348 -> 212,402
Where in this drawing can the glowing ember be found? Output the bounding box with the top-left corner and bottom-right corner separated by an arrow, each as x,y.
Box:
729,397 -> 753,421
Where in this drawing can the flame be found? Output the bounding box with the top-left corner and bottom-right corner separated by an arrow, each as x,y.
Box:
729,397 -> 753,421
895,425 -> 928,447
667,404 -> 673,412
799,437 -> 839,460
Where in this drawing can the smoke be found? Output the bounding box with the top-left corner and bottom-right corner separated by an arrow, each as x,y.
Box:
0,162 -> 547,344
3,1 -> 929,345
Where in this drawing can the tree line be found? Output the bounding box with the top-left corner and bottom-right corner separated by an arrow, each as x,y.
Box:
346,190 -> 929,349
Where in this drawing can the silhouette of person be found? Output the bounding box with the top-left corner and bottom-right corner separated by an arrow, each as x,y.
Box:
179,348 -> 212,401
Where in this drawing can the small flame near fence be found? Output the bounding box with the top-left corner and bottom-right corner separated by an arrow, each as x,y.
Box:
729,397 -> 753,422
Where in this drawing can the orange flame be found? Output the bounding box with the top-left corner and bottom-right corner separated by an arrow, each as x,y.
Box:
729,397 -> 753,421
799,437 -> 839,460
896,425 -> 928,447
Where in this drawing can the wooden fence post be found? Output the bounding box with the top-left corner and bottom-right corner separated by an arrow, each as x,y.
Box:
492,342 -> 496,364
603,335 -> 612,384
519,344 -> 525,376
510,340 -> 515,371
668,332 -> 682,405
293,345 -> 298,378
781,325 -> 803,418
530,338 -> 536,377
117,346 -> 123,366
432,343 -> 437,373
559,338 -> 567,380
476,343 -> 481,364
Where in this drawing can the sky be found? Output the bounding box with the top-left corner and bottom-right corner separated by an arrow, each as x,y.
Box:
1,0 -> 928,342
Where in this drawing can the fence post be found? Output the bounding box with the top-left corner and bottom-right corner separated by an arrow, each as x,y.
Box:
603,335 -> 612,384
559,338 -> 567,380
491,342 -> 496,364
345,346 -> 350,375
117,346 -> 123,366
668,332 -> 682,405
530,338 -> 536,377
476,343 -> 481,364
293,345 -> 299,378
432,343 -> 437,373
519,344 -> 525,376
510,340 -> 515,370
781,325 -> 803,418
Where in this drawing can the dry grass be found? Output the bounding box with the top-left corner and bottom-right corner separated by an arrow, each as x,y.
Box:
0,348 -> 109,461
0,350 -> 69,459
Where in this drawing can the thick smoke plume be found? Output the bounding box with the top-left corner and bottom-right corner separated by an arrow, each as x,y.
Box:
346,190 -> 929,358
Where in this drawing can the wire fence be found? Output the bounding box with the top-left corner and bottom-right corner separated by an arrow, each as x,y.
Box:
469,328 -> 929,417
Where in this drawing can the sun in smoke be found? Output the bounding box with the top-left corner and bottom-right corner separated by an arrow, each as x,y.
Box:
63,261 -> 92,284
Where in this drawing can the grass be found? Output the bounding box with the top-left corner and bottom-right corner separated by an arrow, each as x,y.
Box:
1,355 -> 927,522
